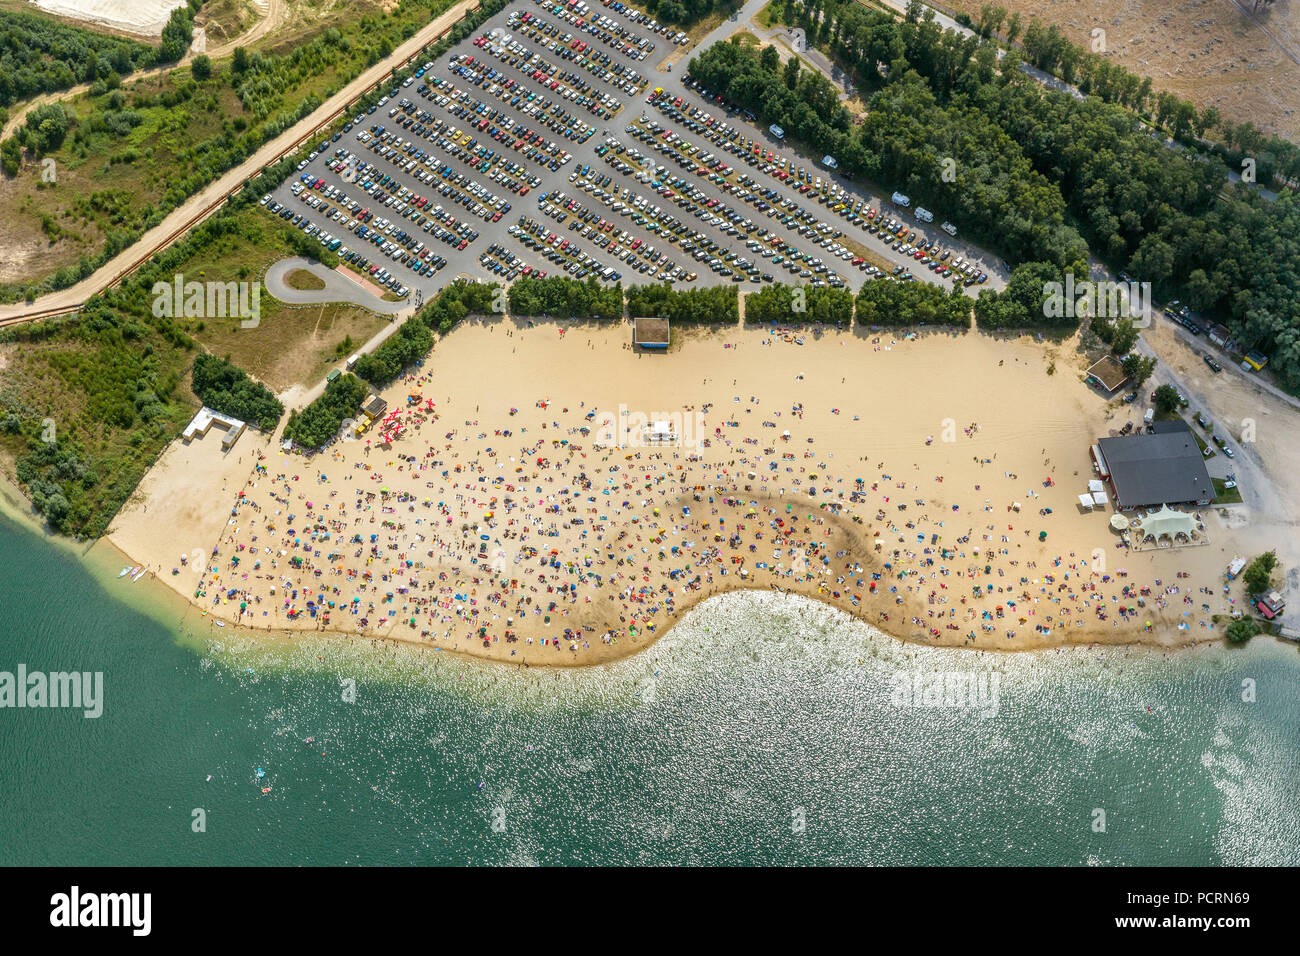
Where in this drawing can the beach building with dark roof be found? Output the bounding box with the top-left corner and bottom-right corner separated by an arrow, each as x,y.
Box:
1086,355 -> 1129,394
1092,419 -> 1213,510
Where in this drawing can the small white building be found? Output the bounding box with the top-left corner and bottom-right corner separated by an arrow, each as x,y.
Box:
183,406 -> 246,452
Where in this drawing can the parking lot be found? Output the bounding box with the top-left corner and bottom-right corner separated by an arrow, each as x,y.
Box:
262,0 -> 1006,303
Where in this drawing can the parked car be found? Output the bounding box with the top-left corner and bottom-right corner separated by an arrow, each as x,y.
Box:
1204,353 -> 1222,373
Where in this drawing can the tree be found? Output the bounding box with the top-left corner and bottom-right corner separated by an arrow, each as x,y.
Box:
1242,551 -> 1277,595
232,46 -> 250,74
1005,11 -> 1022,44
1152,384 -> 1180,414
1225,618 -> 1261,644
783,55 -> 800,90
191,54 -> 211,81
1110,317 -> 1139,355
760,45 -> 780,74
1121,353 -> 1155,388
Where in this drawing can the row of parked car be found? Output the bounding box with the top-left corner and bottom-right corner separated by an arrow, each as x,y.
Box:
480,241 -> 546,281
596,0 -> 691,47
507,8 -> 652,85
622,112 -> 862,285
665,78 -> 992,288
865,213 -> 987,285
358,126 -> 512,221
545,183 -> 693,281
592,137 -> 860,285
509,213 -> 623,281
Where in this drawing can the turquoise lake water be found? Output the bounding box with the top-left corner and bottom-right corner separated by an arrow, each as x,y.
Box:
1,511 -> 1297,865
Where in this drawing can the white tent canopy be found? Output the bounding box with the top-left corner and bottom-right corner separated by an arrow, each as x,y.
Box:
1078,494 -> 1094,510
1088,479 -> 1106,493
1134,504 -> 1197,541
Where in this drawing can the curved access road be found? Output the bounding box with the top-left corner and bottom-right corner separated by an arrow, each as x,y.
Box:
263,257 -> 405,314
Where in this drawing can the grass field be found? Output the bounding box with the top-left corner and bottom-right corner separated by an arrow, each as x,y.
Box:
1213,476 -> 1243,504
285,268 -> 326,290
159,206 -> 390,390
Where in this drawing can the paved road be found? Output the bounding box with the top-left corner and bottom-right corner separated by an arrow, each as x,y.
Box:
263,256 -> 405,313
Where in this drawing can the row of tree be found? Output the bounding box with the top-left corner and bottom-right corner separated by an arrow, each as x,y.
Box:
625,283 -> 739,323
639,0 -> 738,27
421,279 -> 499,333
856,277 -> 970,327
191,353 -> 284,431
282,373 -> 368,450
745,284 -> 854,325
507,275 -> 622,319
353,317 -> 433,388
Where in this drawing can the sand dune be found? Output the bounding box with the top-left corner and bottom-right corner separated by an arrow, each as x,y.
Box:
31,0 -> 187,36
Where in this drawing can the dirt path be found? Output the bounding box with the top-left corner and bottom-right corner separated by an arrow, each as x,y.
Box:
0,0 -> 480,325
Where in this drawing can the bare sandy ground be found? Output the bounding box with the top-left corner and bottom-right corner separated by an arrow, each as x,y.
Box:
31,0 -> 187,36
104,319 -> 1286,666
947,0 -> 1300,141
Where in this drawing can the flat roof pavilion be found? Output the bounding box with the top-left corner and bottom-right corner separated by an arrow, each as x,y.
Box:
633,317 -> 669,349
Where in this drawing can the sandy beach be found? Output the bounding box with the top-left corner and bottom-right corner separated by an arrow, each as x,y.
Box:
103,318 -> 1283,666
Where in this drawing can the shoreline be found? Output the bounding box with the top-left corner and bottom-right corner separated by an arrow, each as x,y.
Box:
0,432 -> 1260,669
90,318 -> 1278,666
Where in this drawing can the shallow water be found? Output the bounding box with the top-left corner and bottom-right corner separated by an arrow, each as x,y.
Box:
1,512 -> 1296,865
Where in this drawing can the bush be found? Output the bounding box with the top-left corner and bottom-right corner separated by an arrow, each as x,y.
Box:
0,9 -> 153,108
283,373 -> 368,449
1225,618 -> 1261,644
